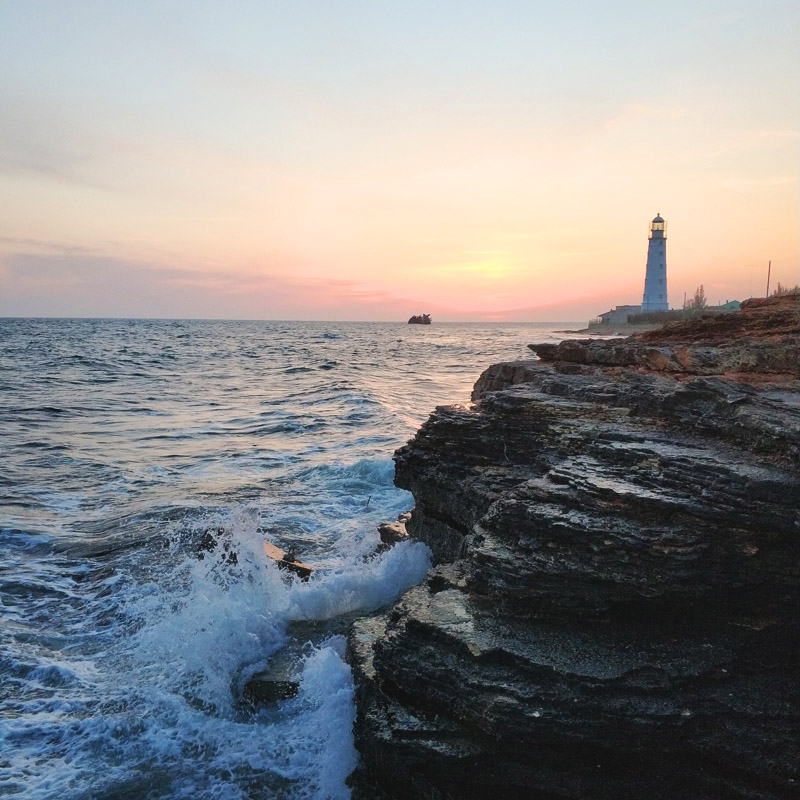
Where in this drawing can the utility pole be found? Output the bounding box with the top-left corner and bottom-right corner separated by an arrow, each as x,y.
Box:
766,260 -> 771,297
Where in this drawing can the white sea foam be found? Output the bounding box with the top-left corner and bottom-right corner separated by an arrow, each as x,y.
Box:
0,501 -> 429,799
127,513 -> 429,708
286,539 -> 431,622
101,512 -> 427,798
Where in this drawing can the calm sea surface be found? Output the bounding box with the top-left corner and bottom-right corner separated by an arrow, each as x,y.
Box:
0,318 -> 583,799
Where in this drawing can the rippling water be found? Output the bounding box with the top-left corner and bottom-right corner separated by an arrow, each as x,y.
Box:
0,317 -> 580,799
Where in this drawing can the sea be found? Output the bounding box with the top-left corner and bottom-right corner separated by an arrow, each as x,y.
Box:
0,318 -> 582,800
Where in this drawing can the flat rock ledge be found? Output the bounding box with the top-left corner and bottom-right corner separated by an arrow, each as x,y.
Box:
348,295 -> 800,800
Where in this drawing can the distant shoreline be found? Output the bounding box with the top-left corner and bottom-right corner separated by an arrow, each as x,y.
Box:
555,323 -> 661,335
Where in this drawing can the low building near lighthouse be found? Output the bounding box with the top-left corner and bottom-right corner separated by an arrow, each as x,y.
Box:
595,304 -> 644,325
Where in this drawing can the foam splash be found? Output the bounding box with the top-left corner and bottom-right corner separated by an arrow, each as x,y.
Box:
128,513 -> 430,708
113,513 -> 430,797
286,540 -> 431,622
0,509 -> 429,799
276,639 -> 358,800
128,525 -> 291,712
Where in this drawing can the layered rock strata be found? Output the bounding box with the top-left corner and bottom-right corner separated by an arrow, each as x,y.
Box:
349,295 -> 800,799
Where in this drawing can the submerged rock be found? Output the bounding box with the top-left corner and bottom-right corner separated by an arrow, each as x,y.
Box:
242,675 -> 299,705
378,519 -> 410,545
349,295 -> 800,799
241,649 -> 300,706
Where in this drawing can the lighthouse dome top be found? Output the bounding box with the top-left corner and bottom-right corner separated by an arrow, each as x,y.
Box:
652,214 -> 664,223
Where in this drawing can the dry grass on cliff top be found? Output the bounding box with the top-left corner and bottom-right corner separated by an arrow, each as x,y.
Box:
634,294 -> 800,344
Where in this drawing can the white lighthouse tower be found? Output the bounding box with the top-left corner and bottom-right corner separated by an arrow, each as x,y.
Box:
641,213 -> 668,312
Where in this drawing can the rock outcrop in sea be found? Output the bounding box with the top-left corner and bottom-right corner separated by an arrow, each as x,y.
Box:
348,295 -> 800,799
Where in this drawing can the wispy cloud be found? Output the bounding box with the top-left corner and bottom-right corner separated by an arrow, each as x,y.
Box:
0,251 -> 427,319
0,249 -> 622,321
749,129 -> 800,140
0,100 -> 99,186
687,10 -> 747,31
720,176 -> 797,187
0,236 -> 99,255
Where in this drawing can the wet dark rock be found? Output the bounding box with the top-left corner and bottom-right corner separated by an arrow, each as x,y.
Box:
378,520 -> 410,545
241,650 -> 299,706
374,512 -> 413,556
242,675 -> 299,705
349,296 -> 800,799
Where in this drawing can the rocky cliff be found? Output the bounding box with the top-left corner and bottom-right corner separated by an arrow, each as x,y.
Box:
348,295 -> 800,800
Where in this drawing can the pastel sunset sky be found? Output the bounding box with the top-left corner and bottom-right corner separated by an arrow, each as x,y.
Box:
1,0 -> 797,320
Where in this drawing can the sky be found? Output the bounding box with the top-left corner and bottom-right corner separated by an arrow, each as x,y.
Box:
0,0 -> 798,321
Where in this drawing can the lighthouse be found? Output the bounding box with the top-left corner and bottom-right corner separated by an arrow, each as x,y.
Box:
641,213 -> 668,312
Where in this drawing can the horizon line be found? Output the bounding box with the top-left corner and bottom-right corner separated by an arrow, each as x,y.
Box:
0,314 -> 588,324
